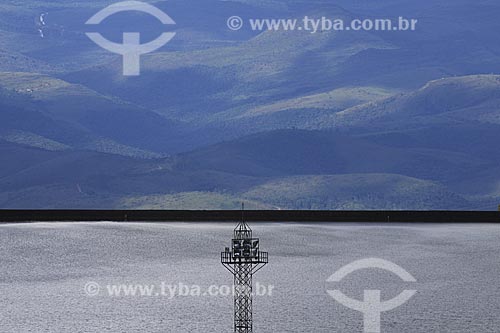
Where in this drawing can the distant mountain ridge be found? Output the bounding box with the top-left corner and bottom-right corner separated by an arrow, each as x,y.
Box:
312,75 -> 500,129
1,0 -> 500,209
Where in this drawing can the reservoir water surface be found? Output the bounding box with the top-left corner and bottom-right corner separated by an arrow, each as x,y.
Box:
1,222 -> 499,332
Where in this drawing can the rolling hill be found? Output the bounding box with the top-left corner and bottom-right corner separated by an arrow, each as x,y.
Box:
311,75 -> 500,130
242,174 -> 471,210
0,125 -> 497,209
0,72 -> 197,155
172,129 -> 490,184
1,0 -> 500,209
119,192 -> 275,210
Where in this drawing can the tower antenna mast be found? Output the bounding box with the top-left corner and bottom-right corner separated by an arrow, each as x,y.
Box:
221,203 -> 268,332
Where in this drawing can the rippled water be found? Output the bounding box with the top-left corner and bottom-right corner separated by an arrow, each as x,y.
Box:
1,222 -> 499,332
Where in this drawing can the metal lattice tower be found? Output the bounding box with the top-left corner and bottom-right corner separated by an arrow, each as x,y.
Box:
221,204 -> 268,333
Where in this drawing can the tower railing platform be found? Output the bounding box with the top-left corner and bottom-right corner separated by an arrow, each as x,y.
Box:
221,251 -> 268,265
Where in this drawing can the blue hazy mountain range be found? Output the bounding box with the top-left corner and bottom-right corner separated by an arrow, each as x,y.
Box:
0,0 -> 499,209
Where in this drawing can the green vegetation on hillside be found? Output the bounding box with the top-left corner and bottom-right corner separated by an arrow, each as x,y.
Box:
243,174 -> 471,210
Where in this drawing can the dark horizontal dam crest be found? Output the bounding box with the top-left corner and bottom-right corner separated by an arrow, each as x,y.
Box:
0,210 -> 499,223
